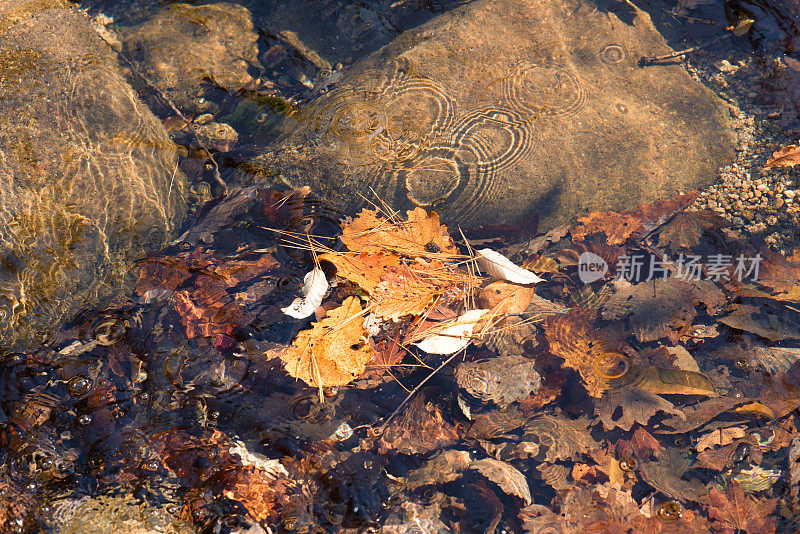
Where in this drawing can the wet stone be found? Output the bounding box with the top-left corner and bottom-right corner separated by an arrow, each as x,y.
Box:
119,3 -> 262,113
251,0 -> 735,228
0,0 -> 187,350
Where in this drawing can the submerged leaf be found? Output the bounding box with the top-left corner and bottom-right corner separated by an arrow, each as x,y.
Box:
765,144 -> 800,168
470,458 -> 532,505
281,297 -> 372,387
655,210 -> 726,250
707,481 -> 777,533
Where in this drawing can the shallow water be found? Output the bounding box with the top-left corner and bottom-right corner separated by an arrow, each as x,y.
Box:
3,0 -> 800,532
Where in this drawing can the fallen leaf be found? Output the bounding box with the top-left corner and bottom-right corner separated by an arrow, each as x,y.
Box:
595,387 -> 685,431
470,458 -> 532,505
639,447 -> 708,503
281,297 -> 372,388
602,278 -> 726,343
281,268 -> 328,319
571,210 -> 643,245
340,208 -> 459,257
544,313 -> 627,397
655,210 -> 727,250
719,302 -> 800,342
402,449 -> 471,489
524,415 -> 596,462
707,481 -> 777,533
475,248 -> 544,284
695,426 -> 747,452
414,309 -> 488,354
477,281 -> 536,316
319,252 -> 401,294
456,355 -> 542,406
630,366 -> 719,397
379,394 -> 461,455
765,144 -> 800,168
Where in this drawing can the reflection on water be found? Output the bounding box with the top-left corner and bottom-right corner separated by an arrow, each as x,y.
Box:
2,0 -> 800,531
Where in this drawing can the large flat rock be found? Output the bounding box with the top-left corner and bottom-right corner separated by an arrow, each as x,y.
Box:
0,0 -> 187,349
253,0 -> 735,228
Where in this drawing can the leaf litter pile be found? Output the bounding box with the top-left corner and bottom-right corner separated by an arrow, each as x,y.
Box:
3,187 -> 800,532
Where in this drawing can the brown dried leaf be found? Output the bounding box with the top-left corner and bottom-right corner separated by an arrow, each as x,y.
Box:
632,366 -> 719,397
319,252 -> 401,294
571,210 -> 643,245
707,481 -> 777,533
470,458 -> 532,505
719,302 -> 800,342
595,386 -> 685,431
524,415 -> 596,462
378,394 -> 461,455
477,281 -> 535,316
466,406 -> 527,440
765,144 -> 800,168
455,355 -> 541,406
632,191 -> 701,229
281,297 -> 372,387
755,247 -> 800,295
655,210 -> 727,250
602,278 -> 726,343
340,208 -> 459,257
696,426 -> 746,452
639,447 -> 707,503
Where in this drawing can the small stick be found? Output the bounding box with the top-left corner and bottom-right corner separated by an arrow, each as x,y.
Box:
638,45 -> 702,66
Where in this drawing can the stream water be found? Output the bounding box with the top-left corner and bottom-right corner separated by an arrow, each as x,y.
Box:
2,0 -> 800,532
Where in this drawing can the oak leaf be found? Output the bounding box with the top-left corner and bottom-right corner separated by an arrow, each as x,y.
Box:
695,426 -> 746,452
340,208 -> 459,257
765,144 -> 800,168
632,191 -> 701,230
281,297 -> 372,387
707,481 -> 777,533
319,252 -> 401,294
571,210 -> 643,245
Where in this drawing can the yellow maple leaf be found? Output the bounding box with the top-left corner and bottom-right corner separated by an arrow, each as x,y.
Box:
340,208 -> 460,257
281,297 -> 372,388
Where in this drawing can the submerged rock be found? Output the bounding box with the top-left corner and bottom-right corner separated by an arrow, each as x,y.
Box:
118,2 -> 263,113
251,0 -> 735,228
0,0 -> 187,349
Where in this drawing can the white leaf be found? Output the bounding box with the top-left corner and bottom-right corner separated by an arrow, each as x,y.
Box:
470,457 -> 532,504
475,248 -> 543,284
415,309 -> 488,354
281,268 -> 328,319
229,441 -> 289,478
